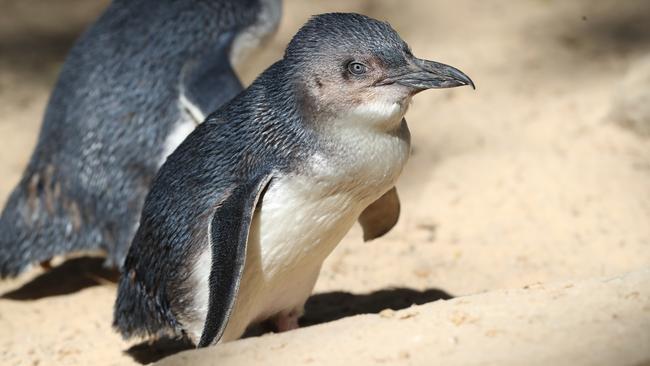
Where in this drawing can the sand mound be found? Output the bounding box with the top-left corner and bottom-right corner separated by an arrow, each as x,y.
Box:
158,269 -> 650,366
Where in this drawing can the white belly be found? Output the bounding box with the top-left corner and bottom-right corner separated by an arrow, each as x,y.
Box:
232,175 -> 371,334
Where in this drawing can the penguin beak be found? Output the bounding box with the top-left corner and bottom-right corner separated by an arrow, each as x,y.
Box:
379,58 -> 475,91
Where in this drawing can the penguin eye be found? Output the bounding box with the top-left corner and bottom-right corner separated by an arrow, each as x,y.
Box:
347,61 -> 368,75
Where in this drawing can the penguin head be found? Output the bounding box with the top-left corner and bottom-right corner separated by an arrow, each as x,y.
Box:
285,13 -> 474,130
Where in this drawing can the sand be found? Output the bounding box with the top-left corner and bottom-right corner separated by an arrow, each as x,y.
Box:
158,269 -> 650,366
1,0 -> 649,365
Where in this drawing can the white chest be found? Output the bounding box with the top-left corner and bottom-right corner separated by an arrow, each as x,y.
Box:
239,120 -> 411,320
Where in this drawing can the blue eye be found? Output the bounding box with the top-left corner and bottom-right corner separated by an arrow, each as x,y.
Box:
348,61 -> 368,75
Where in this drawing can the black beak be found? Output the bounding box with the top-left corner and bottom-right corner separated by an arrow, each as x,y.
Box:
380,58 -> 475,91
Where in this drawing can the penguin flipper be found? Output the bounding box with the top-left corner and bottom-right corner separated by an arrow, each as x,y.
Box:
198,173 -> 273,347
358,186 -> 401,241
181,32 -> 244,122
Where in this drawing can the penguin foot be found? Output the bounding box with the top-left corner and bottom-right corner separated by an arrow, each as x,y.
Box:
39,259 -> 53,270
271,310 -> 301,332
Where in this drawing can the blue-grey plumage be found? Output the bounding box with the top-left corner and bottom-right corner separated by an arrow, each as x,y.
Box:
114,13 -> 474,347
0,0 -> 282,277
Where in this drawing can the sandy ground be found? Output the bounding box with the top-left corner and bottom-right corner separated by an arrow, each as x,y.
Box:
159,269 -> 650,366
1,0 -> 650,365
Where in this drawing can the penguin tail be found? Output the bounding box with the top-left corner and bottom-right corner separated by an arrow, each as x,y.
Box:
113,267 -> 180,341
0,172 -> 94,278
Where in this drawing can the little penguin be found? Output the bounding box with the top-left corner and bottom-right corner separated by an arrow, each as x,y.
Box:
0,0 -> 282,277
113,12 -> 474,347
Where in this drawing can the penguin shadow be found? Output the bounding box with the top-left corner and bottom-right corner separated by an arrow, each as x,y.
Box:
300,287 -> 452,326
0,256 -> 119,300
124,287 -> 452,364
124,336 -> 194,365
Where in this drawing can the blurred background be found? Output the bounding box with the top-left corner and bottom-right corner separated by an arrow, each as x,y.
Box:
1,0 -> 649,365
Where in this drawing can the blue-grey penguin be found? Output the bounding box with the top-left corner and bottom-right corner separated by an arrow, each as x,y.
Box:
0,0 -> 282,277
113,13 -> 474,347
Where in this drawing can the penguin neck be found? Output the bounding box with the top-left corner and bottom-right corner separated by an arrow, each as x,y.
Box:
307,112 -> 411,203
308,94 -> 410,147
331,99 -> 408,133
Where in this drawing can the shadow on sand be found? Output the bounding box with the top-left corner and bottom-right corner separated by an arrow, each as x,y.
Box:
301,287 -> 452,326
1,256 -> 119,300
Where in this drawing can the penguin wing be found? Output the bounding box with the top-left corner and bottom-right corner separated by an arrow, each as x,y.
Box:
358,186 -> 401,241
198,172 -> 273,347
181,32 -> 244,122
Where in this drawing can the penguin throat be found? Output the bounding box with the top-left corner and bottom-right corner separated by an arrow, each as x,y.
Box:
342,98 -> 409,132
